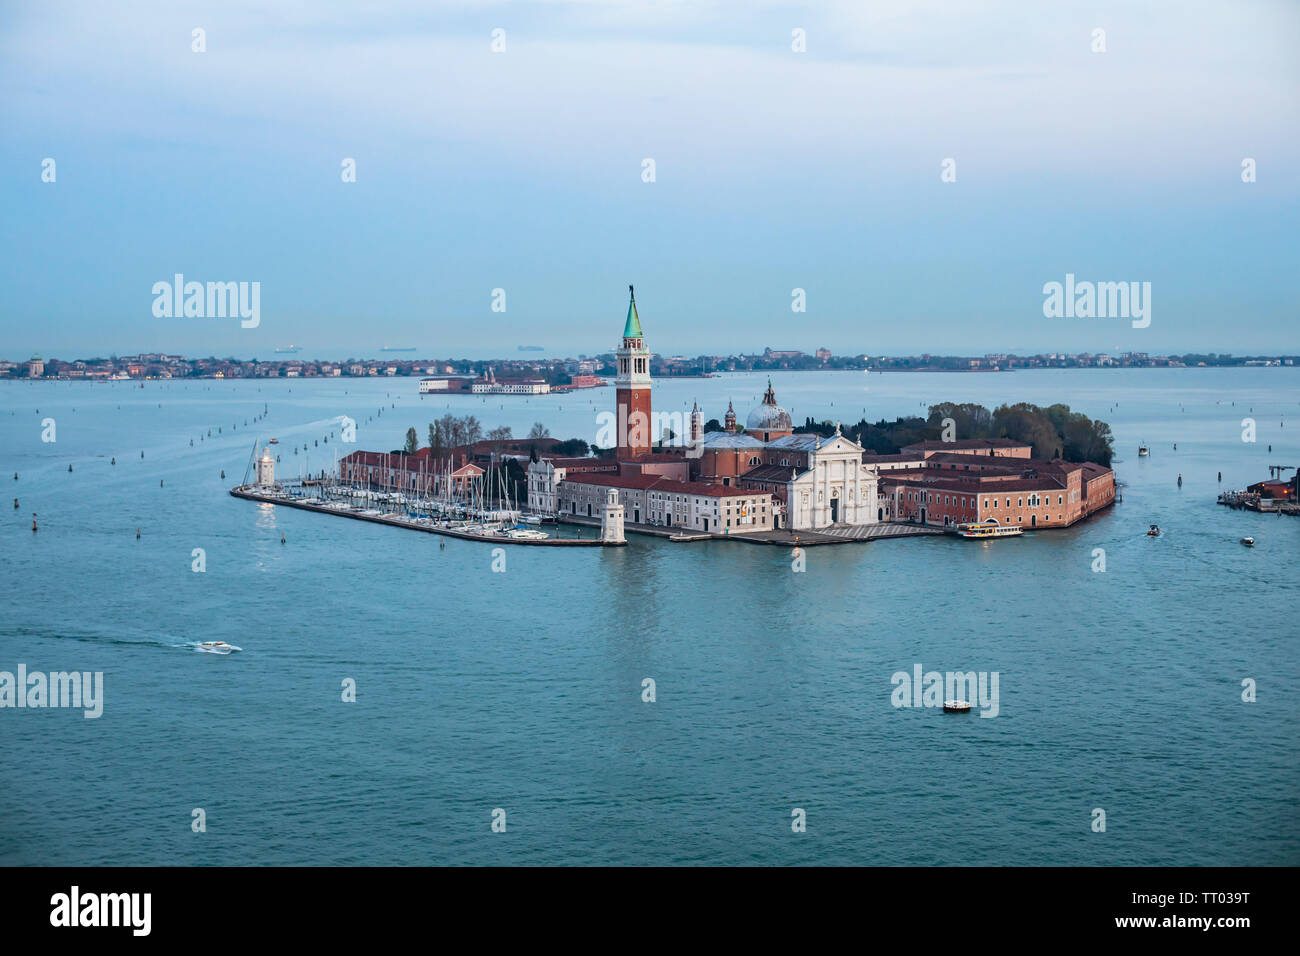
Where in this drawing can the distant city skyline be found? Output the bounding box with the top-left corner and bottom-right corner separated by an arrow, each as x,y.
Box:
8,346 -> 1294,375
2,0 -> 1298,357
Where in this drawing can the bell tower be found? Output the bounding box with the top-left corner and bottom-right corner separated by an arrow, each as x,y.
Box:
615,285 -> 653,458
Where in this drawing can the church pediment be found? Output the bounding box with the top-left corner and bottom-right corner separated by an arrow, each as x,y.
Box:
816,435 -> 863,455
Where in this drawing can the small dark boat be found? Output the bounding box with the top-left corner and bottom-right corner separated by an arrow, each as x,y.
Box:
1147,525 -> 1161,536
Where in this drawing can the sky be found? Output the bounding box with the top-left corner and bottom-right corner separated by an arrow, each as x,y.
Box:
2,0 -> 1298,360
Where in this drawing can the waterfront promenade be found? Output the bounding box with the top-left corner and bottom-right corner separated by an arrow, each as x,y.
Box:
548,514 -> 944,545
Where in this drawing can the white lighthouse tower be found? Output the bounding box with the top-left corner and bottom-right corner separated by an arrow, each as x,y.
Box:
600,488 -> 625,543
255,446 -> 276,487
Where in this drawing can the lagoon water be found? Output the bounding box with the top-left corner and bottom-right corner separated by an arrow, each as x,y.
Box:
2,368 -> 1297,865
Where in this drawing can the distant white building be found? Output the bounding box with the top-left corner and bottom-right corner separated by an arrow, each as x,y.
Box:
471,379 -> 550,395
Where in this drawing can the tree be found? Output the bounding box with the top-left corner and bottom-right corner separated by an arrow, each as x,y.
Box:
553,437 -> 590,457
993,403 -> 1064,460
435,414 -> 458,448
703,418 -> 723,433
464,415 -> 483,445
528,422 -> 550,439
487,425 -> 513,442
404,427 -> 419,455
927,402 -> 993,440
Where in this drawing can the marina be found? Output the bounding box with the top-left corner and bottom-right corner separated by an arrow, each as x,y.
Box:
230,484 -> 618,546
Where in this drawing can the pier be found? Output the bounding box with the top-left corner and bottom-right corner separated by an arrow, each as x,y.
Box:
1217,490 -> 1299,516
229,486 -> 622,546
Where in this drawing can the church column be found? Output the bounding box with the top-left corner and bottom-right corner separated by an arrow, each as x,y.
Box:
854,458 -> 861,523
821,453 -> 829,525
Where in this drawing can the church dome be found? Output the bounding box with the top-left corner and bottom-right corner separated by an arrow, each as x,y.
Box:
746,380 -> 793,435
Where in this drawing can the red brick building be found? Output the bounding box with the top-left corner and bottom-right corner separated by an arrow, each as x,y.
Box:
878,451 -> 1115,528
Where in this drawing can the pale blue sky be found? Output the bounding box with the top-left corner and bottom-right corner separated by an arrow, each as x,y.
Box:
2,0 -> 1297,360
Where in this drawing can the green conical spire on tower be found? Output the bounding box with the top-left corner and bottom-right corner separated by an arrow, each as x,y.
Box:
623,284 -> 643,338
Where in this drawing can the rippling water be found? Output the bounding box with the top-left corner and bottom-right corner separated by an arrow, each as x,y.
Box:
1,368 -> 1297,865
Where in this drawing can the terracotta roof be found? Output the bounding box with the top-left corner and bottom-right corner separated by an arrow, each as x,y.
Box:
901,438 -> 1031,452
541,457 -> 618,470
621,452 -> 688,463
914,452 -> 1092,479
881,473 -> 1067,493
341,451 -> 433,470
861,453 -> 928,463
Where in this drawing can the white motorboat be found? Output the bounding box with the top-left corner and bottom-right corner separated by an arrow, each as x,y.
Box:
943,700 -> 972,713
196,641 -> 241,654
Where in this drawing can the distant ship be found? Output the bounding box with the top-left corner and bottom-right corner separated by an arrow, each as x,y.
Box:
381,346 -> 417,353
274,345 -> 302,354
517,345 -> 545,352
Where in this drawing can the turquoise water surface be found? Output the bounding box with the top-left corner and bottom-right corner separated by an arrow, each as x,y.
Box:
2,368 -> 1297,865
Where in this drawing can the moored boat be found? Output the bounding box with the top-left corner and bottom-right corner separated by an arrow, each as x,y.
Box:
943,700 -> 972,713
1241,536 -> 1255,547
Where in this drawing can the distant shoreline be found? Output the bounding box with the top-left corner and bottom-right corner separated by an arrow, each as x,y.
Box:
3,358 -> 1296,384
8,365 -> 1299,383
